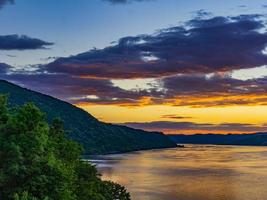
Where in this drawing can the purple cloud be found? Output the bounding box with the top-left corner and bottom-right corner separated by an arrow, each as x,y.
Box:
122,121 -> 267,133
0,35 -> 53,50
44,14 -> 267,79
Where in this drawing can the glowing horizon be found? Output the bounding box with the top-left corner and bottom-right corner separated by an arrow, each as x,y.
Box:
78,104 -> 267,134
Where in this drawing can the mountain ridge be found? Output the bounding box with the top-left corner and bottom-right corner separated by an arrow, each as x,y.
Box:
169,132 -> 267,146
0,80 -> 177,154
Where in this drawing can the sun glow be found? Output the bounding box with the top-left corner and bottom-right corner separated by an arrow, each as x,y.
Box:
78,104 -> 267,134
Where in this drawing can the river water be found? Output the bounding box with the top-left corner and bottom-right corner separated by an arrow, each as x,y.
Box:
90,145 -> 267,200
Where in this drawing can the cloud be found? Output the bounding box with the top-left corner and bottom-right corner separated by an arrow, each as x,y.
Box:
0,63 -> 11,73
3,61 -> 267,108
2,14 -> 267,108
103,0 -> 152,4
122,121 -> 267,134
44,14 -> 267,79
3,71 -> 267,107
0,35 -> 53,50
0,71 -> 163,106
193,9 -> 212,18
160,73 -> 267,107
0,63 -> 159,107
161,114 -> 193,120
0,0 -> 14,9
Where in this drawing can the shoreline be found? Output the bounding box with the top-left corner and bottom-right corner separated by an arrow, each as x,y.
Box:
83,144 -> 181,158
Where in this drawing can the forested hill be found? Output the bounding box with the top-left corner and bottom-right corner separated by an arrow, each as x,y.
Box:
0,80 -> 177,154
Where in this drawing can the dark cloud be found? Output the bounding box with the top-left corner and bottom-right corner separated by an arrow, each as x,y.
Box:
40,56 -> 59,61
2,61 -> 267,107
0,71 -> 163,106
0,35 -> 53,50
0,63 -> 11,73
122,121 -> 267,133
160,74 -> 267,107
161,114 -> 193,120
163,73 -> 264,95
0,0 -> 14,9
3,71 -> 267,107
2,14 -> 267,108
103,0 -> 152,4
44,14 -> 267,79
193,9 -> 212,18
5,54 -> 17,58
0,73 -> 121,100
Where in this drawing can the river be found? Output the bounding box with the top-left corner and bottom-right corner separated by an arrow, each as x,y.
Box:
89,144 -> 267,200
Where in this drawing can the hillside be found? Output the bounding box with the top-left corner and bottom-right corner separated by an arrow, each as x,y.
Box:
169,133 -> 267,146
0,80 -> 177,154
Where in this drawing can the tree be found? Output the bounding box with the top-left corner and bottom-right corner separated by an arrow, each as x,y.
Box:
0,95 -> 130,200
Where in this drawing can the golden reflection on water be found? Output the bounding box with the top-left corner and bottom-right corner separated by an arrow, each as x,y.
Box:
91,145 -> 267,200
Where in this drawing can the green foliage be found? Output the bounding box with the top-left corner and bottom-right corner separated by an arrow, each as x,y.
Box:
0,95 -> 130,200
100,181 -> 131,200
14,191 -> 48,200
0,80 -> 177,154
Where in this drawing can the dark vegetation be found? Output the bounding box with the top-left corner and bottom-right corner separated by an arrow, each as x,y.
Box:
169,133 -> 267,146
0,95 -> 130,200
0,80 -> 177,154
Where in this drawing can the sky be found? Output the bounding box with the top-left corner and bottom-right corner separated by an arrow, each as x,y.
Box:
1,0 -> 267,134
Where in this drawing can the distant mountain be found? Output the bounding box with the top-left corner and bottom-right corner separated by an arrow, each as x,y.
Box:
169,133 -> 267,146
0,80 -> 177,154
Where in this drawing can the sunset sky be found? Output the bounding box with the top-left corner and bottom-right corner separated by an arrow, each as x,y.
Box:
1,0 -> 267,134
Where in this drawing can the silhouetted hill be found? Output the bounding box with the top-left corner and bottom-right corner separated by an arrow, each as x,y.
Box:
169,133 -> 267,146
0,80 -> 177,154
